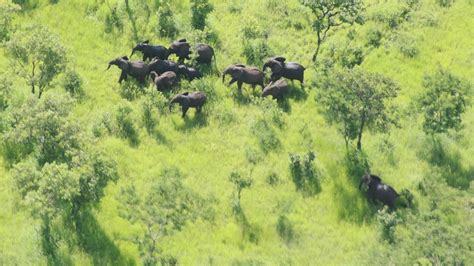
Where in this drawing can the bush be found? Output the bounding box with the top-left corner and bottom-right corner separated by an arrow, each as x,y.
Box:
276,214 -> 295,244
436,0 -> 454,7
344,148 -> 370,179
157,4 -> 178,38
376,206 -> 401,243
92,112 -> 114,138
289,151 -> 321,196
140,96 -> 159,134
419,68 -> 470,134
251,118 -> 280,153
0,75 -> 13,111
242,39 -> 272,66
396,189 -> 415,208
104,5 -> 123,33
191,0 -> 213,30
116,105 -> 139,146
118,80 -> 145,101
266,172 -> 280,186
366,28 -> 383,48
0,3 -> 21,43
63,69 -> 84,98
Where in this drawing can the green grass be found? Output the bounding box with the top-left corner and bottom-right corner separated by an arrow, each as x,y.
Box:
0,0 -> 473,265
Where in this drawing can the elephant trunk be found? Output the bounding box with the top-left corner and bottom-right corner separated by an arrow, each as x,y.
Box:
130,49 -> 136,57
106,63 -> 112,70
222,68 -> 230,82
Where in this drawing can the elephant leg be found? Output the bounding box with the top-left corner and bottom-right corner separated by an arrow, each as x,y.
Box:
143,55 -> 147,61
119,71 -> 127,83
229,78 -> 237,86
237,81 -> 243,93
181,106 -> 189,118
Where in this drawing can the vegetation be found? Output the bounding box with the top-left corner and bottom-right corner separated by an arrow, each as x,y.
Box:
0,0 -> 472,265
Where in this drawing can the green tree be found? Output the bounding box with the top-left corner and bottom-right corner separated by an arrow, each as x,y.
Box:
419,68 -> 471,135
191,0 -> 213,30
0,2 -> 21,43
7,25 -> 67,98
319,69 -> 399,150
300,0 -> 364,63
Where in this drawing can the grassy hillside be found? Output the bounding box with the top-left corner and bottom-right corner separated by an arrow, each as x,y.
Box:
0,0 -> 472,265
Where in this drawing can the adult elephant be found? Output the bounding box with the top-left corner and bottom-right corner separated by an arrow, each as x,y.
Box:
107,56 -> 149,84
263,57 -> 305,84
150,71 -> 177,92
222,64 -> 265,92
148,57 -> 179,75
168,39 -> 191,64
169,91 -> 207,117
195,44 -> 215,65
359,173 -> 399,209
262,79 -> 289,100
131,40 -> 168,61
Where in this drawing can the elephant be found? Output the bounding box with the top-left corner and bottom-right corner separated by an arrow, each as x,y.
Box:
169,91 -> 207,117
168,39 -> 191,64
148,57 -> 179,75
107,56 -> 149,84
262,79 -> 289,100
195,44 -> 215,64
177,65 -> 202,81
222,64 -> 265,92
150,71 -> 177,92
131,40 -> 168,61
359,173 -> 399,209
263,57 -> 305,84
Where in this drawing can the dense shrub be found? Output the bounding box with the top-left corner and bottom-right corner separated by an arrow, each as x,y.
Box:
92,112 -> 115,138
0,3 -> 21,43
366,28 -> 383,48
376,206 -> 401,243
157,4 -> 178,38
118,80 -> 145,101
0,75 -> 13,112
116,104 -> 139,146
191,0 -> 213,30
104,5 -> 123,33
276,214 -> 295,244
289,151 -> 321,196
63,69 -> 84,98
436,0 -> 454,7
344,148 -> 370,179
251,118 -> 280,153
240,22 -> 272,66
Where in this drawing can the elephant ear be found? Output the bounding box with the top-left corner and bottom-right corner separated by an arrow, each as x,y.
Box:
273,61 -> 283,73
274,56 -> 286,63
370,175 -> 382,183
121,56 -> 129,61
142,40 -> 150,44
178,38 -> 187,43
182,92 -> 189,96
235,64 -> 246,68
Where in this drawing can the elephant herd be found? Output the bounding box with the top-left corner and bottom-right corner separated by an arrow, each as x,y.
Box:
107,39 -> 401,209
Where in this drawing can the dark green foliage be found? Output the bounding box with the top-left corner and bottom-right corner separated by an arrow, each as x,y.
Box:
436,0 -> 454,7
372,3 -> 411,30
12,0 -> 38,9
119,167 -> 211,265
289,151 -> 321,196
118,80 -> 145,101
0,75 -> 13,112
376,206 -> 400,243
191,0 -> 213,30
141,97 -> 158,134
7,25 -> 67,98
319,69 -> 400,150
276,214 -> 295,244
157,4 -> 178,38
229,171 -> 253,211
104,5 -> 123,33
300,0 -> 365,62
344,148 -> 370,179
63,69 -> 84,98
240,22 -> 272,66
0,3 -> 21,43
419,68 -> 470,134
396,189 -> 415,208
116,104 -> 139,146
250,118 -> 280,153
366,27 -> 383,47
266,172 -> 280,186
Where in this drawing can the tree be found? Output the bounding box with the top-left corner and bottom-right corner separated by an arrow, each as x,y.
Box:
191,0 -> 213,30
419,68 -> 470,135
228,170 -> 253,214
0,2 -> 21,43
300,0 -> 364,63
319,69 -> 399,150
7,25 -> 67,98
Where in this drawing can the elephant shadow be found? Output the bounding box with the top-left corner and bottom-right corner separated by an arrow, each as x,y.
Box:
173,112 -> 209,132
425,137 -> 473,190
287,83 -> 308,102
333,179 -> 376,224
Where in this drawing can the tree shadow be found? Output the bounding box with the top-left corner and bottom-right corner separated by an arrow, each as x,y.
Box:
426,137 -> 473,190
152,129 -> 173,148
172,112 -> 209,132
232,204 -> 261,245
74,210 -> 135,266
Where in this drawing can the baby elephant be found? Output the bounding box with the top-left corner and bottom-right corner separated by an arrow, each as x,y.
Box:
169,91 -> 207,117
359,173 -> 399,209
177,65 -> 203,81
150,71 -> 177,92
262,79 -> 289,100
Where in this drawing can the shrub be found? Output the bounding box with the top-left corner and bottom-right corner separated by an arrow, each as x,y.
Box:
0,3 -> 21,43
116,105 -> 139,146
157,4 -> 178,38
63,69 -> 84,98
344,148 -> 370,179
104,5 -> 123,33
366,28 -> 383,48
191,0 -> 213,30
289,151 -> 321,196
436,0 -> 454,7
266,172 -> 280,186
92,112 -> 114,138
251,118 -> 280,153
276,214 -> 295,244
140,97 -> 159,134
0,75 -> 13,111
376,206 -> 401,243
396,189 -> 415,208
242,39 -> 272,66
118,80 -> 145,101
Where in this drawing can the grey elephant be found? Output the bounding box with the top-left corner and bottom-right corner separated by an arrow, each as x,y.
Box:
177,65 -> 202,81
222,64 -> 265,92
131,40 -> 168,61
195,44 -> 215,65
107,56 -> 149,84
262,79 -> 289,100
150,71 -> 177,92
263,57 -> 305,84
148,57 -> 179,75
168,39 -> 191,64
169,91 -> 207,117
359,173 -> 399,209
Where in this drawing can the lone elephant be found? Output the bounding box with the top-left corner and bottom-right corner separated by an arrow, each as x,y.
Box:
148,57 -> 179,75
150,71 -> 177,92
263,57 -> 305,84
177,65 -> 202,81
107,56 -> 149,84
359,173 -> 399,209
195,44 -> 215,65
131,40 -> 168,61
222,64 -> 264,92
168,39 -> 191,64
262,79 -> 289,100
169,91 -> 207,117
